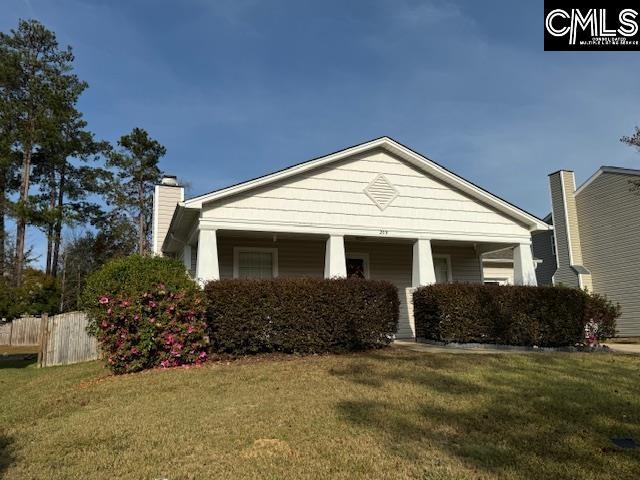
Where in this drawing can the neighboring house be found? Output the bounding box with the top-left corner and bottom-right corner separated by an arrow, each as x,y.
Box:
534,167 -> 640,337
153,137 -> 550,339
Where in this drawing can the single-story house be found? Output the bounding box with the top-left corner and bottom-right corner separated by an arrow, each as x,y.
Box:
153,137 -> 550,339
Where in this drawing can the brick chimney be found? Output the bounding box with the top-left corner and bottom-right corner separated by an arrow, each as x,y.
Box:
548,170 -> 591,289
152,176 -> 184,255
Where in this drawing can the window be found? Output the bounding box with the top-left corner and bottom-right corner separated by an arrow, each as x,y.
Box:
433,255 -> 452,284
233,247 -> 278,279
346,253 -> 370,279
550,234 -> 556,257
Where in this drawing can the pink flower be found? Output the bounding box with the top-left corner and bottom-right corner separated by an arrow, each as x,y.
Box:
134,314 -> 140,321
131,347 -> 139,355
187,325 -> 194,334
101,320 -> 108,328
107,308 -> 113,315
149,317 -> 156,323
99,296 -> 109,305
165,334 -> 175,345
160,360 -> 170,368
149,301 -> 157,308
198,351 -> 207,360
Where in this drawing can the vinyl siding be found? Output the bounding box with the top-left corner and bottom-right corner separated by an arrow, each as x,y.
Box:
562,171 -> 584,264
215,236 -> 482,340
217,237 -> 325,279
483,263 -> 514,284
153,185 -> 183,255
576,172 -> 640,336
549,172 -> 580,287
532,230 -> 556,286
202,150 -> 532,241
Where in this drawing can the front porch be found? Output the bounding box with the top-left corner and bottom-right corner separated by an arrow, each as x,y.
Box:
177,230 -> 537,339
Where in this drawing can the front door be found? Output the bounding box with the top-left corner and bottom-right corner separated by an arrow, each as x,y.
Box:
346,254 -> 369,279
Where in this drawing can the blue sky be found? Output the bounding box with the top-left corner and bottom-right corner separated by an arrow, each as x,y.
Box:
3,0 -> 640,265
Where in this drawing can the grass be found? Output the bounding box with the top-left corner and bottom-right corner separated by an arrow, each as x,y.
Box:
1,347 -> 639,479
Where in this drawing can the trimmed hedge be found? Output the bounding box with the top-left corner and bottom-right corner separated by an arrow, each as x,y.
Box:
413,284 -> 619,347
204,278 -> 399,354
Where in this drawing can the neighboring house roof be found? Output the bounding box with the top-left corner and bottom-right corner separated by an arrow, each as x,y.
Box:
541,165 -> 640,219
575,165 -> 640,196
180,136 -> 550,231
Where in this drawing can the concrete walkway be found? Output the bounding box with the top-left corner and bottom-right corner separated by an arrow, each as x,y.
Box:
395,340 -> 640,355
604,343 -> 640,355
393,340 -> 525,354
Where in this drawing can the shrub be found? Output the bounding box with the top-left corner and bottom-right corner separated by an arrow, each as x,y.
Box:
94,283 -> 208,374
82,255 -> 195,333
413,284 -> 620,347
204,278 -> 399,355
82,255 -> 207,374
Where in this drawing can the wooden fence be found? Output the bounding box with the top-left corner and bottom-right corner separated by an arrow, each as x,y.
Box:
0,316 -> 42,346
0,312 -> 99,367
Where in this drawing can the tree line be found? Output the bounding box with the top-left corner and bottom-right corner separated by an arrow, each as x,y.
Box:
0,19 -> 167,317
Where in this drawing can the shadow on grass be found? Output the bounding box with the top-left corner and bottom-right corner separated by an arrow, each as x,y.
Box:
0,355 -> 37,369
333,350 -> 640,479
0,434 -> 15,475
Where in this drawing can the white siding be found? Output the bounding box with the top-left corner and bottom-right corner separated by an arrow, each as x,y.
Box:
483,263 -> 514,284
153,185 -> 183,255
202,150 -> 531,241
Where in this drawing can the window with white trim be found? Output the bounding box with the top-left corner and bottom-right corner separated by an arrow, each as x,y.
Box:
233,247 -> 278,279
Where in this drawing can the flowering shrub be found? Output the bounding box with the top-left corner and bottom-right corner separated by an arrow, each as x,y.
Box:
94,283 -> 208,374
82,255 -> 195,334
584,319 -> 600,348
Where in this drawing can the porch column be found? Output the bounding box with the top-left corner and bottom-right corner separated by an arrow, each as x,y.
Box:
513,243 -> 537,286
324,235 -> 346,278
195,229 -> 220,285
412,238 -> 436,287
182,245 -> 191,271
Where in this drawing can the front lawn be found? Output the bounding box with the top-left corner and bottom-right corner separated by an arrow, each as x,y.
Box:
1,347 -> 639,479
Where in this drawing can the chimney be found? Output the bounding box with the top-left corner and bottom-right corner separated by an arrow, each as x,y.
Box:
548,170 -> 591,289
152,175 -> 184,255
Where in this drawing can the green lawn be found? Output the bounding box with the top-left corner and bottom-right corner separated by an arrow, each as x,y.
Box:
1,347 -> 639,480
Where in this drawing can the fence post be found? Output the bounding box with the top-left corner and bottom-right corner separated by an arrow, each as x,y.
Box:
37,314 -> 49,368
8,320 -> 13,346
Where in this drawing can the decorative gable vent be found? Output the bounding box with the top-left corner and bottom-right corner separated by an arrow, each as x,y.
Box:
364,174 -> 398,211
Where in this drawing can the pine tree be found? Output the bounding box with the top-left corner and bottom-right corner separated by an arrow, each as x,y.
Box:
106,128 -> 166,255
0,19 -> 81,285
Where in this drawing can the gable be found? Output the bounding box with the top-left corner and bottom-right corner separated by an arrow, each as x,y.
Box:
201,149 -> 533,241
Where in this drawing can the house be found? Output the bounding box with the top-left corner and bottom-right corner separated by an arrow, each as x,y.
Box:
153,137 -> 550,339
533,167 -> 640,337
